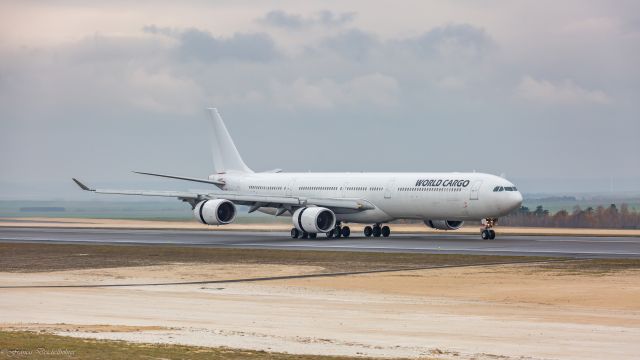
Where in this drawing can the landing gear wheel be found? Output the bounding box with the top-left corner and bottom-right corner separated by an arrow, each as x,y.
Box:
302,232 -> 309,239
326,229 -> 334,238
309,233 -> 317,239
291,228 -> 300,239
381,226 -> 390,237
372,226 -> 382,237
480,218 -> 498,240
341,226 -> 351,238
364,226 -> 373,237
335,226 -> 342,238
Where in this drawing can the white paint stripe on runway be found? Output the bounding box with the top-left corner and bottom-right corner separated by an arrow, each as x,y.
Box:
529,238 -> 640,243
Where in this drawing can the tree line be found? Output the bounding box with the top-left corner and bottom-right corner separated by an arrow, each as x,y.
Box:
500,204 -> 640,229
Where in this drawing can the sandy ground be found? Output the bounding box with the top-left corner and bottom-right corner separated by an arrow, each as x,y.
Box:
2,217 -> 640,237
1,263 -> 639,359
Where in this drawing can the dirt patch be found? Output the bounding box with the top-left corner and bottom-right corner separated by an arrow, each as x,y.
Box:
2,261 -> 640,359
282,263 -> 640,314
0,263 -> 325,287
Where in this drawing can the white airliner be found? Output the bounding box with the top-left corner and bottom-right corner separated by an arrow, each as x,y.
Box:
73,108 -> 522,240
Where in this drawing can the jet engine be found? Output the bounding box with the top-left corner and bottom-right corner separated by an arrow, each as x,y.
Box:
292,207 -> 336,233
194,199 -> 236,225
424,220 -> 464,230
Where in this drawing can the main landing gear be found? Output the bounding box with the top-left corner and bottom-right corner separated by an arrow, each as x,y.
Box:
326,222 -> 350,238
290,223 -> 351,239
290,228 -> 317,239
481,218 -> 497,240
364,224 -> 390,238
291,222 -> 392,239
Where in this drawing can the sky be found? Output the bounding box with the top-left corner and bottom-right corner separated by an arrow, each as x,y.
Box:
1,0 -> 639,199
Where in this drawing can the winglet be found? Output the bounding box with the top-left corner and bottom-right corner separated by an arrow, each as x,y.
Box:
72,178 -> 94,191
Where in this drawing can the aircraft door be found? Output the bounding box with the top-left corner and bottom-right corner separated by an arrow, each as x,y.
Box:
286,179 -> 296,197
469,180 -> 482,200
384,179 -> 395,199
341,182 -> 348,198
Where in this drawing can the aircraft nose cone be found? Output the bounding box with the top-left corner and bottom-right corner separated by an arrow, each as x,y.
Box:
511,191 -> 523,210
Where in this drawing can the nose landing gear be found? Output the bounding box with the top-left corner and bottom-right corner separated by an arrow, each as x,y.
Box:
481,218 -> 497,240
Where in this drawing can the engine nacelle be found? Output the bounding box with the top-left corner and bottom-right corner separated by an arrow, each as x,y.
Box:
292,207 -> 336,233
194,199 -> 236,225
424,220 -> 464,230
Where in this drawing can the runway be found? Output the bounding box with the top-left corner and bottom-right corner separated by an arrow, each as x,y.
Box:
1,227 -> 639,258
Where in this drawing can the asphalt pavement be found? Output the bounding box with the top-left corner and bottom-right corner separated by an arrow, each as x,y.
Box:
1,227 -> 639,258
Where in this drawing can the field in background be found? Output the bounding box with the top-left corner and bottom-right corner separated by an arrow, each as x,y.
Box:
1,195 -> 639,228
0,200 -> 284,222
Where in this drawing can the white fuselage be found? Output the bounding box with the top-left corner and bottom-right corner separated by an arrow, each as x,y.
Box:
218,172 -> 523,223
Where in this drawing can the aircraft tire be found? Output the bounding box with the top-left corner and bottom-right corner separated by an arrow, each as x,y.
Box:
309,233 -> 317,239
373,226 -> 382,237
481,229 -> 490,240
381,226 -> 390,237
341,226 -> 350,238
291,228 -> 300,239
364,226 -> 373,237
489,229 -> 496,239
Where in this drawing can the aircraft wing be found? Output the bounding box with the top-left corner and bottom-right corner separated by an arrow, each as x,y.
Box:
72,178 -> 374,211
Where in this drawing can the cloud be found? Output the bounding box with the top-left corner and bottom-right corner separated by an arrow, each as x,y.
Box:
398,23 -> 493,59
143,26 -> 279,62
259,10 -> 355,29
127,70 -> 205,114
317,24 -> 493,63
516,76 -> 612,105
270,73 -> 399,109
320,29 -> 378,61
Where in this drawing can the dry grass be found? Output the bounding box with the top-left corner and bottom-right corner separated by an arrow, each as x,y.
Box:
0,242 -> 537,273
0,331 -> 410,360
2,242 -> 640,277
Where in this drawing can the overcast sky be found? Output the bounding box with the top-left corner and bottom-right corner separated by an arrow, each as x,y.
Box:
1,0 -> 639,199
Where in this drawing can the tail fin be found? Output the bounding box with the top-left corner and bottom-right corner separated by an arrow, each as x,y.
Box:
207,108 -> 253,174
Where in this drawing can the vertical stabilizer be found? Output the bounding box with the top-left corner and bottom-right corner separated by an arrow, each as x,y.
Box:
207,108 -> 253,174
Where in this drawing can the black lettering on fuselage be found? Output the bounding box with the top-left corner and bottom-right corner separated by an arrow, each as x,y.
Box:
415,179 -> 471,187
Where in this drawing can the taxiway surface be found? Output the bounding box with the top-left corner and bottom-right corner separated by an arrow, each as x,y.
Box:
1,227 -> 639,258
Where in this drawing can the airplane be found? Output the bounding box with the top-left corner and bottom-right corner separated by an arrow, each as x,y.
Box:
73,108 -> 523,240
